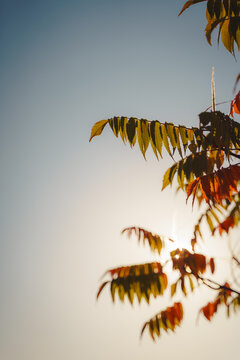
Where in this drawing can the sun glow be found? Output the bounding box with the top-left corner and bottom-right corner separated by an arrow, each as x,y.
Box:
170,211 -> 192,253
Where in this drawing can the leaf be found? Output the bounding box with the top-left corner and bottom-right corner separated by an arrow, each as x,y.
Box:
126,117 -> 137,146
137,119 -> 150,158
221,18 -> 234,53
171,282 -> 178,297
98,262 -> 168,304
181,277 -> 187,296
122,226 -> 174,255
188,275 -> 195,292
174,126 -> 183,158
201,299 -> 219,321
171,248 -> 207,277
161,124 -> 172,157
178,0 -> 207,16
120,116 -> 128,142
154,121 -> 163,158
89,119 -> 108,142
179,126 -> 189,153
149,121 -> 159,159
186,165 -> 240,206
166,123 -> 177,152
209,258 -> 215,274
141,302 -> 183,340
162,163 -> 178,190
206,213 -> 215,232
230,90 -> 240,117
96,281 -> 109,299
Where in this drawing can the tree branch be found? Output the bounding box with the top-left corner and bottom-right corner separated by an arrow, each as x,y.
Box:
198,276 -> 240,296
233,256 -> 240,266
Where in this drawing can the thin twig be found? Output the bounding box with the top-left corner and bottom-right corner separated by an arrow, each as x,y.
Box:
198,276 -> 240,296
204,100 -> 231,112
233,256 -> 240,266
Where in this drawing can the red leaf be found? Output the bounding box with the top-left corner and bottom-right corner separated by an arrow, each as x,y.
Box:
230,91 -> 240,117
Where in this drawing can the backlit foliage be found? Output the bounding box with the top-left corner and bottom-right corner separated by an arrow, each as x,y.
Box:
141,302 -> 183,341
91,112 -> 240,339
179,0 -> 240,54
90,1 -> 240,341
121,226 -> 174,255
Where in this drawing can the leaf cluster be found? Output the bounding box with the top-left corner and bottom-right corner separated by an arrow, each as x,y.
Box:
95,228 -> 236,339
91,1 -> 240,343
179,0 -> 240,54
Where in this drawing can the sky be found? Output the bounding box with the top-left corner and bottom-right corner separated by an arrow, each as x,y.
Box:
1,0 -> 240,359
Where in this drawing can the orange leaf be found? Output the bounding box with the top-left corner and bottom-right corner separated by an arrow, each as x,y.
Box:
186,178 -> 200,206
209,258 -> 215,274
217,216 -> 235,235
201,299 -> 219,321
96,281 -> 109,299
230,91 -> 240,117
187,165 -> 240,205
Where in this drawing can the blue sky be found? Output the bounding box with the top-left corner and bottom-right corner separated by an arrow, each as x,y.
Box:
1,1 -> 239,359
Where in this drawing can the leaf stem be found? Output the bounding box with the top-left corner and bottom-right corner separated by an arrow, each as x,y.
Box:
198,276 -> 240,296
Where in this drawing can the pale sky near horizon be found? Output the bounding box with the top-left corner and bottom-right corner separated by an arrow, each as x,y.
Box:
1,1 -> 240,359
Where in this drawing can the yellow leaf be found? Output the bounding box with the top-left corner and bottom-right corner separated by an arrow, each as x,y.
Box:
118,283 -> 125,302
206,213 -> 214,233
111,117 -> 120,137
177,161 -> 185,189
89,119 -> 108,142
127,287 -> 134,305
162,163 -> 178,190
161,124 -> 172,157
171,282 -> 177,297
120,117 -> 128,142
178,0 -> 206,16
221,19 -> 234,53
154,122 -> 163,158
137,121 -> 144,157
188,275 -> 194,292
137,119 -> 149,158
126,118 -> 137,147
235,27 -> 240,51
181,278 -> 187,296
111,281 -> 117,302
179,126 -> 189,152
166,123 -> 177,151
153,317 -> 160,337
174,127 -> 183,158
